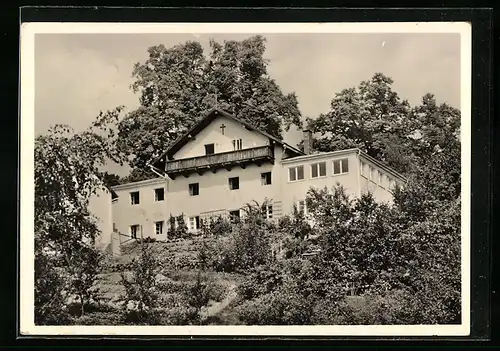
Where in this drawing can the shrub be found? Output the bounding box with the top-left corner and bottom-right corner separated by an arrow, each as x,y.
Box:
120,243 -> 165,324
167,214 -> 189,239
65,243 -> 104,317
238,264 -> 284,300
200,216 -> 232,237
208,281 -> 228,303
236,289 -> 315,325
34,249 -> 71,325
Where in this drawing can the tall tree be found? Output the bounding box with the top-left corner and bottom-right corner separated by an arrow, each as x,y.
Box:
35,107 -> 127,322
117,36 -> 302,176
309,73 -> 461,178
309,73 -> 413,174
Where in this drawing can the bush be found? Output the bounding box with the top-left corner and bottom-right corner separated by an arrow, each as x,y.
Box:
236,289 -> 315,325
120,243 -> 165,324
167,214 -> 189,239
34,250 -> 71,325
200,216 -> 232,237
238,264 -> 284,300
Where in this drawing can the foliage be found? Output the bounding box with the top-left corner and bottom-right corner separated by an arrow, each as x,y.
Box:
236,289 -> 315,325
200,201 -> 276,273
200,216 -> 233,237
167,214 -> 189,239
34,107 -> 127,324
309,73 -> 411,170
232,180 -> 461,325
238,264 -> 284,300
65,242 -> 104,316
34,238 -> 71,325
101,171 -> 121,187
120,168 -> 157,184
277,203 -> 314,258
309,73 -> 460,177
120,244 -> 165,324
117,35 -> 302,178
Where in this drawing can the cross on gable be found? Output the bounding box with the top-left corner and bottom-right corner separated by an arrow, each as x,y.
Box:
220,123 -> 226,135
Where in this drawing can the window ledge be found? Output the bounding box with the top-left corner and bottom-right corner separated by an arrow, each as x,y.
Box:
310,175 -> 327,180
332,172 -> 349,177
288,179 -> 306,183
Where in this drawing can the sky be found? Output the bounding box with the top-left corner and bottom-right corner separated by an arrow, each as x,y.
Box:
35,32 -> 461,175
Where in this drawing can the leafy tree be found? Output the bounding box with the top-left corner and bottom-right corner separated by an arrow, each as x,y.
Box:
309,73 -> 411,172
117,36 -> 302,178
120,168 -> 157,184
34,107 -> 127,323
65,242 -> 104,316
309,73 -> 461,179
101,171 -> 121,187
34,233 -> 70,325
120,244 -> 164,324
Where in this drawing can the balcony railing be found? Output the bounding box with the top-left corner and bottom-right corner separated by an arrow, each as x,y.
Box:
165,145 -> 274,177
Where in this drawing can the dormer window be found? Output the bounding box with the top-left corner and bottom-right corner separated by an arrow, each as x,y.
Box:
232,139 -> 243,151
205,143 -> 215,155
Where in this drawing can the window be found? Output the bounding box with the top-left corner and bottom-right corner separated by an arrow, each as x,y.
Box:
378,171 -> 384,186
232,139 -> 243,151
189,216 -> 201,231
261,172 -> 272,185
205,143 -> 215,155
130,225 -> 139,239
154,188 -> 164,201
229,177 -> 239,190
155,221 -> 164,235
189,183 -> 199,196
311,162 -> 327,178
113,223 -> 116,232
360,161 -> 366,176
289,165 -> 304,182
297,200 -> 307,215
229,210 -> 240,223
369,166 -> 376,182
333,158 -> 349,175
130,191 -> 140,205
263,205 -> 273,219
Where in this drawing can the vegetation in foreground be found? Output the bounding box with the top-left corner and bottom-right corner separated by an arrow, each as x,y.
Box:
34,34 -> 461,325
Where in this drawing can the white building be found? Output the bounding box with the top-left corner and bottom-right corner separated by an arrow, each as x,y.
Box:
111,108 -> 406,241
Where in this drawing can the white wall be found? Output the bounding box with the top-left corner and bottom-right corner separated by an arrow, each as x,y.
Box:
166,144 -> 286,226
87,186 -> 113,247
111,178 -> 169,241
281,151 -> 361,214
359,156 -> 403,204
173,115 -> 270,159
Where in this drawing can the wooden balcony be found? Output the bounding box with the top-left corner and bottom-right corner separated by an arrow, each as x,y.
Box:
165,145 -> 274,179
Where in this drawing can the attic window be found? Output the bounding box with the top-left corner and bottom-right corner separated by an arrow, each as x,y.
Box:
205,143 -> 215,155
232,139 -> 242,151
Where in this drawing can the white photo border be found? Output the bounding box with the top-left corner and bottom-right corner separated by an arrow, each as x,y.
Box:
20,21 -> 472,337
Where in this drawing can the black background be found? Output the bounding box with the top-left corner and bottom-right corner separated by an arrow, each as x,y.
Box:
4,5 -> 496,349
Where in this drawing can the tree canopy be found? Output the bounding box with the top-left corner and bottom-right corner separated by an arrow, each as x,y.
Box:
309,73 -> 461,178
117,36 -> 302,176
34,107 -> 127,323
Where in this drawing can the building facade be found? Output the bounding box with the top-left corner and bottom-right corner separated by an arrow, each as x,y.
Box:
111,108 -> 406,240
88,184 -> 120,255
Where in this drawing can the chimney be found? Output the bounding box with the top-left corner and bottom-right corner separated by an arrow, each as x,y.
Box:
303,129 -> 313,155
